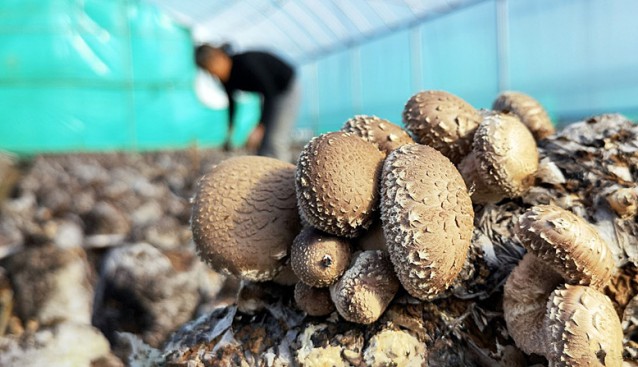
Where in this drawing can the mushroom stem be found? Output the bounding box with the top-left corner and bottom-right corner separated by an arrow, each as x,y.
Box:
503,254 -> 563,356
329,251 -> 400,324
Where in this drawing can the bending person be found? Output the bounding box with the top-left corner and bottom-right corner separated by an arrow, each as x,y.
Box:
195,44 -> 300,162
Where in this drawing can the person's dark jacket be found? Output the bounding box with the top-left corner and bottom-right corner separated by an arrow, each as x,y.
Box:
222,51 -> 294,128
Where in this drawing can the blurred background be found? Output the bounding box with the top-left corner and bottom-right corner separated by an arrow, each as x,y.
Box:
0,0 -> 637,154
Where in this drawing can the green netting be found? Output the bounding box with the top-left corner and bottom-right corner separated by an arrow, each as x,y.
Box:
0,0 -> 259,155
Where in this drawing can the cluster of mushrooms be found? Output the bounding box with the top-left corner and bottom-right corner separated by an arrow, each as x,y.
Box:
191,90 -> 623,365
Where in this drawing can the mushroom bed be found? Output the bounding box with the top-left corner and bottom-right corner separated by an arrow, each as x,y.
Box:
0,93 -> 636,367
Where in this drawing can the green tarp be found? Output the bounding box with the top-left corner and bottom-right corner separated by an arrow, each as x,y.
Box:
0,0 -> 259,154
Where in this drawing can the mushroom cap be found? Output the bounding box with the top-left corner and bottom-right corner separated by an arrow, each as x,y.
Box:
516,205 -> 615,289
296,131 -> 385,238
191,156 -> 300,281
329,250 -> 400,324
341,115 -> 414,155
380,144 -> 474,300
545,284 -> 623,367
459,111 -> 539,203
402,90 -> 482,164
291,227 -> 351,287
503,254 -> 564,356
493,91 -> 555,140
294,282 -> 335,316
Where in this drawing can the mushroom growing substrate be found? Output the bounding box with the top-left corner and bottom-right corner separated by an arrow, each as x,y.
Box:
187,90 -> 635,366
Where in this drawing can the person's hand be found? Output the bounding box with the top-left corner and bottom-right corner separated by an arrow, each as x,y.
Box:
246,124 -> 265,152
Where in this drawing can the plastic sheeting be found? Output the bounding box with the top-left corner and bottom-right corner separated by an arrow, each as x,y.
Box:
2,0 -> 636,154
297,0 -> 638,135
149,0 -> 481,63
0,0 -> 259,154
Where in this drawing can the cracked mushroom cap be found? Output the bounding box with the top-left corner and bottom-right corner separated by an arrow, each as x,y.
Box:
329,250 -> 400,324
296,131 -> 385,238
402,90 -> 482,163
380,144 -> 474,300
545,284 -> 623,367
191,156 -> 300,281
516,205 -> 615,289
294,282 -> 335,316
291,227 -> 351,287
341,115 -> 414,155
458,111 -> 539,204
493,91 -> 555,140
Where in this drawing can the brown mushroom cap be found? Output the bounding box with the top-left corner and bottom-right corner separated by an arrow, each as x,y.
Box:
493,91 -> 555,140
516,205 -> 615,289
341,115 -> 414,155
545,284 -> 623,367
191,156 -> 300,281
329,251 -> 400,324
296,131 -> 385,238
458,111 -> 539,204
291,227 -> 352,287
380,144 -> 474,300
402,90 -> 482,164
294,282 -> 335,316
503,254 -> 564,356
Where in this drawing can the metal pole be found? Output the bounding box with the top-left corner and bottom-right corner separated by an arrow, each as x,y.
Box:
496,0 -> 510,92
409,25 -> 423,93
310,63 -> 321,136
351,46 -> 363,115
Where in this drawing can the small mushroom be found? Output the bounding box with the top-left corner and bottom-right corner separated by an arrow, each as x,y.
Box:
516,205 -> 615,289
606,186 -> 638,218
545,284 -> 624,367
493,91 -> 555,140
504,204 -> 623,365
402,90 -> 482,163
294,282 -> 335,316
291,227 -> 351,287
191,156 -> 301,281
341,115 -> 414,155
503,254 -> 624,366
329,251 -> 400,324
296,131 -> 385,238
458,111 -> 539,204
381,144 -> 474,300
